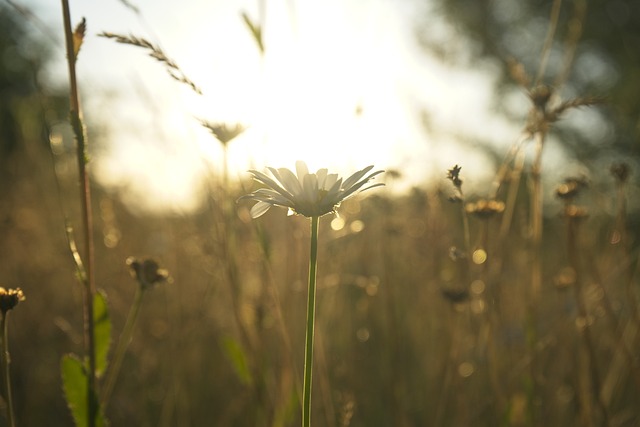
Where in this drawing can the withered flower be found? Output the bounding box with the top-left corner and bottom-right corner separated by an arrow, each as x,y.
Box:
0,288 -> 25,314
446,165 -> 463,189
610,162 -> 630,184
126,257 -> 170,290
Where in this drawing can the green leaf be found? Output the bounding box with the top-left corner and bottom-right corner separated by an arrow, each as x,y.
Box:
221,337 -> 252,385
61,354 -> 107,427
93,290 -> 111,377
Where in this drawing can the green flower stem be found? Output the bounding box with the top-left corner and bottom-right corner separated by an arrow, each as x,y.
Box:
60,1 -> 97,425
1,313 -> 16,427
302,216 -> 319,427
101,286 -> 144,408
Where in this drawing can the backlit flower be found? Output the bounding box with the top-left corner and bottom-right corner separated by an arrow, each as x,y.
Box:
0,287 -> 25,314
240,161 -> 384,218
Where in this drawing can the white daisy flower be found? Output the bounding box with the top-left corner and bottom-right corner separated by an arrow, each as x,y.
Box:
240,161 -> 384,218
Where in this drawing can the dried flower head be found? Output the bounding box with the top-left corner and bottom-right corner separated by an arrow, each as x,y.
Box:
446,165 -> 463,189
529,85 -> 553,112
440,287 -> 470,304
0,288 -> 25,314
465,199 -> 505,219
239,161 -> 384,218
199,120 -> 245,145
555,176 -> 588,201
126,257 -> 170,290
610,162 -> 630,184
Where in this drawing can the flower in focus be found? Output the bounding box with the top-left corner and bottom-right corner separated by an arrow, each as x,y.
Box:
240,161 -> 384,218
0,287 -> 25,314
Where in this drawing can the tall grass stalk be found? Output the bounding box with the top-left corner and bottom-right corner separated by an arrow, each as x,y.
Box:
302,216 -> 319,427
565,210 -> 610,426
60,2 -> 97,426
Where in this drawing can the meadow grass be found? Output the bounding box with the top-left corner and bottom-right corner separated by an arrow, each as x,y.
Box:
0,1 -> 638,426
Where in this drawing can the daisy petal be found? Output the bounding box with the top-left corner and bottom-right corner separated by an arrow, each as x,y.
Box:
324,173 -> 338,190
295,161 -> 309,184
343,165 -> 375,189
250,201 -> 273,218
302,173 -> 318,203
249,170 -> 294,200
316,168 -> 328,189
278,167 -> 303,195
341,175 -> 383,200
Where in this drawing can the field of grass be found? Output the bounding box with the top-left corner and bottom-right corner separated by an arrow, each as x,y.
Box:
1,1 -> 639,426
3,126 -> 639,426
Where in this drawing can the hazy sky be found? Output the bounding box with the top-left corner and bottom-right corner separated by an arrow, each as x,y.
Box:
21,0 -> 531,213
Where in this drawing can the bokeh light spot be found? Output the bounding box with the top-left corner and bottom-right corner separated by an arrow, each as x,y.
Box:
356,328 -> 370,342
331,217 -> 346,231
458,362 -> 474,377
350,220 -> 365,233
472,249 -> 487,264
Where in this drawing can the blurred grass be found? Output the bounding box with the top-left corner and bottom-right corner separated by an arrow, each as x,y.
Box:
1,132 -> 639,426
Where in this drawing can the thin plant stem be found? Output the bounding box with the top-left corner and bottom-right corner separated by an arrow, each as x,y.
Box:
60,1 -> 97,426
566,215 -> 610,426
530,130 -> 545,306
101,286 -> 144,408
1,313 -> 16,427
535,0 -> 562,85
302,216 -> 319,427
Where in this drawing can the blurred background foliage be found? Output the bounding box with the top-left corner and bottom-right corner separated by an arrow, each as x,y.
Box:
420,0 -> 640,161
1,1 -> 640,426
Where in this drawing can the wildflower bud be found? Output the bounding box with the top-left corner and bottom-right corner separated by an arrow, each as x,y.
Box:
126,257 -> 170,290
0,288 -> 25,314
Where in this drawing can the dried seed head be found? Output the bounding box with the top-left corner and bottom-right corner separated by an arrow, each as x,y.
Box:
199,121 -> 245,145
446,165 -> 463,189
610,162 -> 630,184
555,176 -> 588,201
449,246 -> 467,261
126,257 -> 170,290
441,287 -> 470,304
0,287 -> 25,314
465,199 -> 505,219
529,85 -> 553,111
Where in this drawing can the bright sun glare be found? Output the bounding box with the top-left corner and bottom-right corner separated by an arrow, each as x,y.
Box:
183,1 -> 414,179
63,0 -> 508,212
